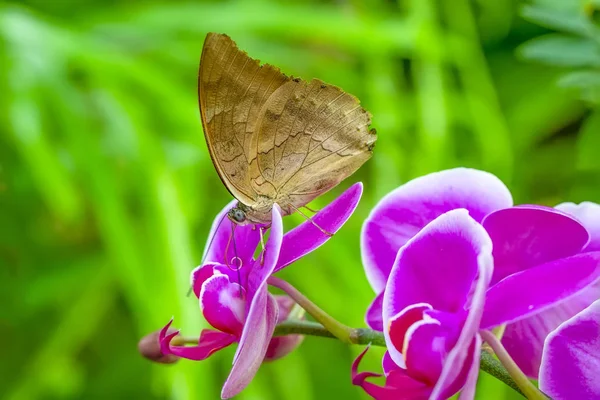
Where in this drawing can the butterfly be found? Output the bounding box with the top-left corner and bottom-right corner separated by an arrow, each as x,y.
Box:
199,33 -> 376,228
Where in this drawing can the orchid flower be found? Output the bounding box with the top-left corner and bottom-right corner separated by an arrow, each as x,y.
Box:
354,209 -> 493,399
539,299 -> 600,399
158,183 -> 363,399
356,168 -> 600,397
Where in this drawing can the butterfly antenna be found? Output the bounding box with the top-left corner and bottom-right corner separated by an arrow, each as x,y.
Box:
288,203 -> 334,237
187,211 -> 229,297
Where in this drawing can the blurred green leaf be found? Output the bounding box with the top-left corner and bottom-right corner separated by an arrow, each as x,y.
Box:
558,69 -> 600,103
521,1 -> 593,36
518,34 -> 600,67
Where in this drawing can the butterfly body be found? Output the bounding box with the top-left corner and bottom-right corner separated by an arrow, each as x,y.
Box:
200,33 -> 376,225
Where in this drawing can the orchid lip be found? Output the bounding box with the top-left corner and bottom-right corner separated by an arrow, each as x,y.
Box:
402,318 -> 441,364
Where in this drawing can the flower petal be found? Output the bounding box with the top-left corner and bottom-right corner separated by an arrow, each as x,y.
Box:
199,274 -> 246,335
366,292 -> 384,331
245,205 -> 284,300
382,351 -> 396,376
221,206 -> 284,399
203,200 -> 261,266
502,280 -> 600,378
362,168 -> 511,292
482,252 -> 600,328
539,300 -> 600,399
403,319 -> 446,384
431,227 -> 492,400
483,205 -> 589,284
159,320 -> 236,361
389,303 -> 434,356
275,183 -> 363,272
191,263 -> 221,298
431,336 -> 481,400
383,209 -> 493,370
556,201 -> 600,251
457,335 -> 481,400
352,347 -> 431,400
221,293 -> 278,399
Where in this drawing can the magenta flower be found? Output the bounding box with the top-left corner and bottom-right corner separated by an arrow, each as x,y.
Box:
353,209 -> 493,399
539,299 -> 600,399
356,168 -> 600,397
502,201 -> 600,377
159,183 -> 362,398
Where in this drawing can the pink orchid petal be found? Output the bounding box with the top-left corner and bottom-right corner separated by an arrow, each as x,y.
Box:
203,200 -> 261,266
483,205 -> 589,284
388,303 -> 433,354
352,347 -> 431,400
383,209 -> 493,321
539,300 -> 600,399
362,168 -> 511,293
431,336 -> 481,400
502,279 -> 600,378
222,293 -> 278,399
199,274 -> 246,335
556,201 -> 600,251
191,263 -> 222,298
382,351 -> 396,376
482,252 -> 600,328
275,182 -> 363,272
233,205 -> 284,362
457,335 -> 482,400
221,206 -> 283,399
366,292 -> 384,331
403,319 -> 446,385
159,320 -> 236,361
244,205 -> 284,304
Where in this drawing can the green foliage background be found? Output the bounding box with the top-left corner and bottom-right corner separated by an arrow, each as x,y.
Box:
1,0 -> 599,399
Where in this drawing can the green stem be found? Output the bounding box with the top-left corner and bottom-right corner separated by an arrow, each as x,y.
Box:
170,335 -> 198,346
267,276 -> 354,343
480,330 -> 548,399
274,320 -> 387,346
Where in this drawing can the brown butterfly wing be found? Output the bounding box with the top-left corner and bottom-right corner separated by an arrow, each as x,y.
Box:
249,78 -> 376,210
199,33 -> 290,205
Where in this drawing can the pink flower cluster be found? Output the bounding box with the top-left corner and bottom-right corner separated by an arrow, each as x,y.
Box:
142,168 -> 600,399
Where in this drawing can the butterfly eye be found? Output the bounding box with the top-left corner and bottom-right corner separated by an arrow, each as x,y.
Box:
228,208 -> 247,224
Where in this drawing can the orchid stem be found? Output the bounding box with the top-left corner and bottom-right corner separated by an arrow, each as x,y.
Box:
274,320 -> 386,346
480,330 -> 549,400
267,276 -> 354,344
170,335 -> 198,346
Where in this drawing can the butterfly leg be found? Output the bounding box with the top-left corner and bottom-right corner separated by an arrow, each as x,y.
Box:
259,225 -> 267,265
288,203 -> 334,237
302,205 -> 320,214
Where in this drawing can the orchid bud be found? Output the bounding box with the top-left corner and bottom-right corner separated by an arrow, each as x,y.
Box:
138,328 -> 179,364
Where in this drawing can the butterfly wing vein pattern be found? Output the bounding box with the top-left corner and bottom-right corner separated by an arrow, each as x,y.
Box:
200,33 -> 376,223
199,33 -> 290,205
